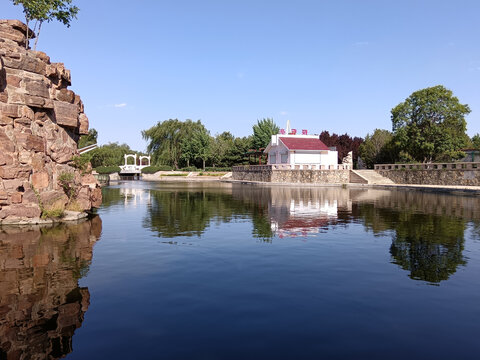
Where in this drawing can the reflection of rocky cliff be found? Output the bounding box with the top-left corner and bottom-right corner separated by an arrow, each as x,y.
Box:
0,217 -> 102,359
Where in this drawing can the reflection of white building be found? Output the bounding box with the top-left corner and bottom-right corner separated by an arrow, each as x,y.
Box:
120,188 -> 151,207
269,198 -> 338,238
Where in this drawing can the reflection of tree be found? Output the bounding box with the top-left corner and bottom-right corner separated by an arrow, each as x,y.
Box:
0,217 -> 102,359
355,203 -> 467,283
143,188 -> 274,240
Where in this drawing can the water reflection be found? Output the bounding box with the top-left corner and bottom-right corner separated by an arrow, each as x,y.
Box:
0,217 -> 102,359
101,183 -> 480,284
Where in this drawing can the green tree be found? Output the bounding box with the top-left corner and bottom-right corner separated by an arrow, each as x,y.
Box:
85,142 -> 134,168
12,0 -> 79,50
78,128 -> 97,149
191,127 -> 212,170
359,129 -> 395,168
143,119 -> 185,169
391,85 -> 471,162
252,118 -> 279,149
472,134 -> 480,149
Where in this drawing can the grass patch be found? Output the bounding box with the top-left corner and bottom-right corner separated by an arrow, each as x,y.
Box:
41,208 -> 64,219
161,173 -> 189,177
198,172 -> 227,176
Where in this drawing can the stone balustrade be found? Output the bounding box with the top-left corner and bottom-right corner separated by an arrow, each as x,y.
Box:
233,164 -> 351,171
374,162 -> 480,171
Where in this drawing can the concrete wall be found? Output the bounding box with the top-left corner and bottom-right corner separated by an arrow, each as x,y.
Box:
232,166 -> 349,184
377,169 -> 480,186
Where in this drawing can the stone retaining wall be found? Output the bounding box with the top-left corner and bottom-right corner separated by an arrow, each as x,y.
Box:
232,166 -> 349,184
377,169 -> 480,186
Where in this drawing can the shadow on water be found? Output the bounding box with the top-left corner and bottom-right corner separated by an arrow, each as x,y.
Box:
0,217 -> 102,360
102,183 -> 480,284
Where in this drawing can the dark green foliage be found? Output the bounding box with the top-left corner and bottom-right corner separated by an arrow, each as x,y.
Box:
71,155 -> 90,174
358,129 -> 396,168
88,143 -> 136,168
141,165 -> 173,174
391,85 -> 471,162
204,167 -> 231,172
180,166 -> 198,172
58,172 -> 76,199
95,166 -> 121,174
252,118 -> 279,149
472,134 -> 480,150
78,128 -> 97,149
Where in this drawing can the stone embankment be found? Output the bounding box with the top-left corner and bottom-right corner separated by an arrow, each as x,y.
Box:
0,20 -> 102,225
375,163 -> 480,186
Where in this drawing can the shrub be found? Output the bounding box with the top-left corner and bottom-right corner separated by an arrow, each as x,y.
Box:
180,166 -> 197,172
141,165 -> 172,174
58,172 -> 76,199
41,207 -> 64,219
71,155 -> 91,174
204,167 -> 232,172
95,166 -> 121,174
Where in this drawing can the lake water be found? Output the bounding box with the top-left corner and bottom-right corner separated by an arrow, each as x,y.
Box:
1,181 -> 480,359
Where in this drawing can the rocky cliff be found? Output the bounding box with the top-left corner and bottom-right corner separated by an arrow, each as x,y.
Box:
0,20 -> 102,224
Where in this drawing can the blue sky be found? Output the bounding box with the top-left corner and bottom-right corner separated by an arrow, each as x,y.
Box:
2,0 -> 480,150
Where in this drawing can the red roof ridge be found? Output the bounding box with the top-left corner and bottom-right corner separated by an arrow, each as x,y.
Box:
279,137 -> 330,151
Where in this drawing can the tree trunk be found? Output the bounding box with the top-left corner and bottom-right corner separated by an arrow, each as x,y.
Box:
187,159 -> 190,167
202,159 -> 205,171
25,18 -> 29,49
34,21 -> 43,51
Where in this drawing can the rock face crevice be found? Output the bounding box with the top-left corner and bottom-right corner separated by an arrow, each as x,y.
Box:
0,19 -> 102,224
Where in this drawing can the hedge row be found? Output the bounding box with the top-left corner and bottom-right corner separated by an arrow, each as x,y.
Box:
95,166 -> 121,174
204,167 -> 231,172
141,165 -> 173,174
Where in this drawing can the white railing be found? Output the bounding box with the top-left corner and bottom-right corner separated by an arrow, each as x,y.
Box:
232,164 -> 351,171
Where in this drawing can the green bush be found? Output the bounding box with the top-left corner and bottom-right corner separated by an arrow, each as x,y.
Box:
180,166 -> 197,172
95,166 -> 121,174
141,165 -> 173,174
204,167 -> 231,172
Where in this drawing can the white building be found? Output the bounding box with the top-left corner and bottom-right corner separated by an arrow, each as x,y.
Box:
264,133 -> 339,170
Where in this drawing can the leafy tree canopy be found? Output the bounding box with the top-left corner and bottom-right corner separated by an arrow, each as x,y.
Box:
358,129 -> 396,168
12,0 -> 79,50
319,131 -> 363,166
391,85 -> 471,163
252,118 -> 279,149
78,128 -> 97,149
471,134 -> 480,150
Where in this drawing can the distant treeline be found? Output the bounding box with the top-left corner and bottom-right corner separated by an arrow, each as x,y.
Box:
80,85 -> 480,170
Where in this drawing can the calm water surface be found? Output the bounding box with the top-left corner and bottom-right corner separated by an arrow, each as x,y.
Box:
1,181 -> 480,359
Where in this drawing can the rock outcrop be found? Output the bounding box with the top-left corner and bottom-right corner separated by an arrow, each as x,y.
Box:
0,20 -> 102,224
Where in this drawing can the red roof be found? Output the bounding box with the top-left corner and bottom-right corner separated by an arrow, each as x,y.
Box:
279,137 -> 330,151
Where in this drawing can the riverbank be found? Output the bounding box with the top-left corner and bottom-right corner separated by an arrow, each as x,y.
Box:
222,179 -> 480,194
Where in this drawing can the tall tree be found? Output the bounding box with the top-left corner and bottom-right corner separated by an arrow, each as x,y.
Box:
78,128 -> 97,148
359,129 -> 396,168
12,0 -> 79,50
471,134 -> 480,150
391,85 -> 471,162
191,127 -> 212,170
252,118 -> 279,149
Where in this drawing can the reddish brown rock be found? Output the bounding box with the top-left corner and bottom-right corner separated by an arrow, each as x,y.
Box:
79,113 -> 89,135
0,204 -> 41,219
39,190 -> 68,211
56,88 -> 75,103
10,192 -> 22,204
31,171 -> 49,189
25,79 -> 49,98
53,101 -> 78,127
0,20 -> 102,223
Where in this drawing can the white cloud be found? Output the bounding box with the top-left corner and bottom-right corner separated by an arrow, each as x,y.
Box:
355,41 -> 369,47
114,103 -> 127,108
280,111 -> 288,116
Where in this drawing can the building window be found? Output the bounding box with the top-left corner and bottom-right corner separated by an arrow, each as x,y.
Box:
270,154 -> 276,164
281,153 -> 288,163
